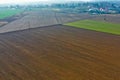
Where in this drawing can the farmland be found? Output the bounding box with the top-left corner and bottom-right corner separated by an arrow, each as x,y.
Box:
91,14 -> 120,24
0,8 -> 24,27
0,8 -> 119,80
65,20 -> 120,35
0,9 -> 94,33
0,25 -> 119,80
0,8 -> 23,19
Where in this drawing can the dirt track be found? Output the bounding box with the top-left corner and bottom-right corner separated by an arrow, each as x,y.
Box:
0,25 -> 119,80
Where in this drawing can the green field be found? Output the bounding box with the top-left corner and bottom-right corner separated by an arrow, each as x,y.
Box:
65,20 -> 120,35
0,9 -> 23,19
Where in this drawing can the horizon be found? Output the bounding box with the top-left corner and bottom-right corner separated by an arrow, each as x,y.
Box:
0,0 -> 120,5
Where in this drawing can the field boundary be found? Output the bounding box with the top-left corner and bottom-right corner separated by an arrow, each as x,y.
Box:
0,24 -> 62,35
63,24 -> 120,36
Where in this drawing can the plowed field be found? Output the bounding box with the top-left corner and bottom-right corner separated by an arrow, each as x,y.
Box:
0,25 -> 119,80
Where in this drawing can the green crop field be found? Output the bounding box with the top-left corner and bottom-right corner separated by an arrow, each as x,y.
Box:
0,9 -> 23,19
65,20 -> 120,35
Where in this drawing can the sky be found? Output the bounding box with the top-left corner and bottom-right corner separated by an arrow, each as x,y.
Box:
0,0 -> 119,4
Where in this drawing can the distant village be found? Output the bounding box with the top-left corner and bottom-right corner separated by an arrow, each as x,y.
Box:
0,1 -> 120,14
51,1 -> 120,14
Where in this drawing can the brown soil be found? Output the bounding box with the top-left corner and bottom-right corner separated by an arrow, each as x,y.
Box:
0,25 -> 119,80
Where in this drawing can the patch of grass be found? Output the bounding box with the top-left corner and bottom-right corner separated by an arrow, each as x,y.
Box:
0,9 -> 23,19
65,20 -> 120,35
